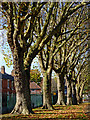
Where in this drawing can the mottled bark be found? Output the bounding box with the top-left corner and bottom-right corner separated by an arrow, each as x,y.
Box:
72,83 -> 77,105
76,85 -> 80,104
76,82 -> 85,104
66,78 -> 72,105
56,73 -> 65,105
42,70 -> 54,110
79,83 -> 85,103
11,48 -> 33,114
80,84 -> 84,97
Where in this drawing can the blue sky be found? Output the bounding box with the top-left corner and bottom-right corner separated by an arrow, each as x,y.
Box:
0,30 -> 39,75
0,52 -> 13,74
0,29 -> 13,74
0,33 -> 41,75
0,50 -> 40,75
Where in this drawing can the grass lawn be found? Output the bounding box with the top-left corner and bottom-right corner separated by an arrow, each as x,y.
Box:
0,103 -> 89,120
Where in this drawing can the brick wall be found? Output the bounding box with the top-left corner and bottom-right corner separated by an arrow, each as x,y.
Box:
2,79 -> 15,94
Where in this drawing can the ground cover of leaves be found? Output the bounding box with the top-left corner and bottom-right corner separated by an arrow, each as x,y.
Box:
0,103 -> 89,120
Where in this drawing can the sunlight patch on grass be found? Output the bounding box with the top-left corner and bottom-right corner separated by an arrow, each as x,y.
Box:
0,103 -> 89,120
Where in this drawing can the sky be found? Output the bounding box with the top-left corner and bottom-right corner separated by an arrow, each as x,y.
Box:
0,52 -> 13,75
0,29 -> 13,74
0,52 -> 56,77
0,29 -> 40,75
0,50 -> 41,75
0,31 -> 41,75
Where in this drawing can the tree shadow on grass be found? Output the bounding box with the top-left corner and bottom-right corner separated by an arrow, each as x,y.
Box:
1,117 -> 88,120
35,112 -> 85,114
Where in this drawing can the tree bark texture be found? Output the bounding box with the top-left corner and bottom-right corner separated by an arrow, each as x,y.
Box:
76,85 -> 80,104
72,83 -> 77,105
11,48 -> 33,114
42,70 -> 53,110
76,84 -> 85,104
66,78 -> 72,105
56,73 -> 65,105
79,83 -> 85,103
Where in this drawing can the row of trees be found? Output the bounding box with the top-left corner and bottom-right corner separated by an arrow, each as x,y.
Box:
1,2 -> 90,114
38,4 -> 89,109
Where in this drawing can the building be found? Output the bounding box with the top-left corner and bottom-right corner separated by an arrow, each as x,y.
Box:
30,81 -> 42,108
0,66 -> 42,114
30,81 -> 42,94
0,66 -> 15,114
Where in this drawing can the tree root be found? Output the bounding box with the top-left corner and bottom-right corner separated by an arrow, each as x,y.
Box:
11,102 -> 34,115
42,104 -> 54,110
56,101 -> 65,105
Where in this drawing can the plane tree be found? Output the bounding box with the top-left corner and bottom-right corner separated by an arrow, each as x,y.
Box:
65,6 -> 89,105
52,5 -> 89,105
66,40 -> 89,104
1,2 -> 55,114
1,2 -> 90,114
38,2 -> 89,108
75,53 -> 90,104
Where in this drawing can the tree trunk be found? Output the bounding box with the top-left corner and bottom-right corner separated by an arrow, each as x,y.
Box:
56,73 -> 65,105
66,78 -> 72,105
72,83 -> 77,105
11,49 -> 33,114
76,87 -> 82,104
79,83 -> 85,103
42,70 -> 53,110
76,85 -> 80,104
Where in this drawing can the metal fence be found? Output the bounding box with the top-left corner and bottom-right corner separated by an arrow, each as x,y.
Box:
31,94 -> 43,108
2,93 -> 57,114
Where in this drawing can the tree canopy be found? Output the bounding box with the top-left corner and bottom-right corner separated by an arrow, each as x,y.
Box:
1,1 -> 90,114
